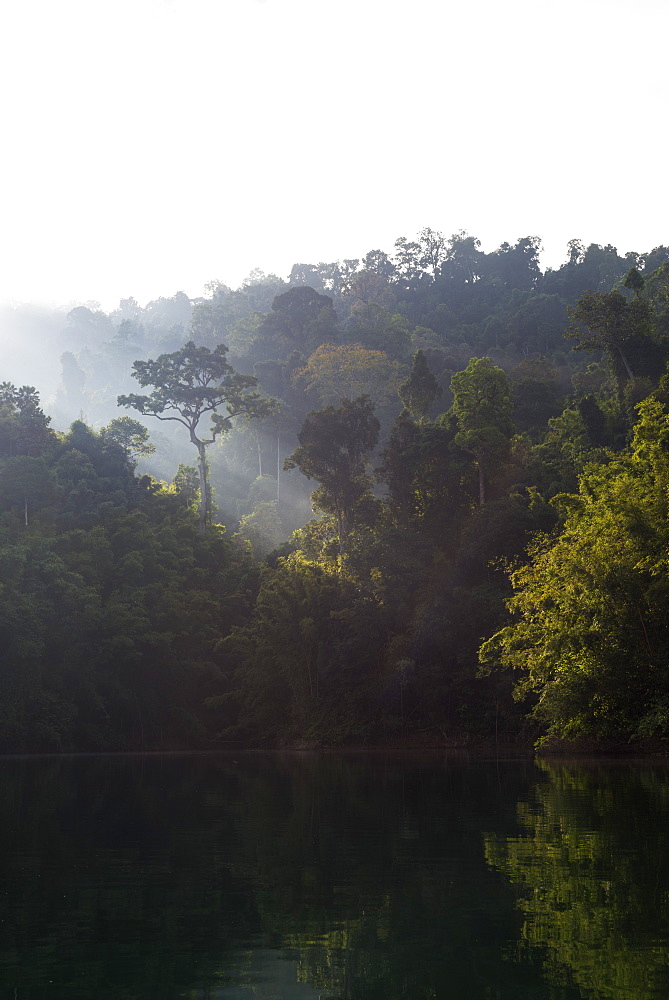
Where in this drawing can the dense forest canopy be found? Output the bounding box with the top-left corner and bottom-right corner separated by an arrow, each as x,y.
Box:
3,229 -> 669,751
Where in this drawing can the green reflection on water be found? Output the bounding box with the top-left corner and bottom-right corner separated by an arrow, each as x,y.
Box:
485,760 -> 669,1000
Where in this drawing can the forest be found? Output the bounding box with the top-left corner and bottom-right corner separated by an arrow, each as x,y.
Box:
2,230 -> 669,752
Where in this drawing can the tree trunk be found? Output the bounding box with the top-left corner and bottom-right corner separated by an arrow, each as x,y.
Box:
196,441 -> 208,533
478,459 -> 486,506
617,344 -> 634,381
337,507 -> 346,556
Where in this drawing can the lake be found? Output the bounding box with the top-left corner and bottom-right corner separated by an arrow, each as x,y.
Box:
1,751 -> 668,999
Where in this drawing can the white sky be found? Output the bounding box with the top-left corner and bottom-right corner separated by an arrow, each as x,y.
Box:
0,0 -> 666,311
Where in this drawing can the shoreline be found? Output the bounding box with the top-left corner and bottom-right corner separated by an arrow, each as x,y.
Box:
4,736 -> 669,758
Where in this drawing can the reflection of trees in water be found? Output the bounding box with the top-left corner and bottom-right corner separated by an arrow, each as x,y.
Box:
484,762 -> 669,1000
221,754 -> 571,999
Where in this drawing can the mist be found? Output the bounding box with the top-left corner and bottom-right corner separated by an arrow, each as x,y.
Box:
2,232 -> 667,554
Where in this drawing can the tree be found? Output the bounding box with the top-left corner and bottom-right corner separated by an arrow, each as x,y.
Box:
189,299 -> 228,349
292,343 -> 404,407
441,231 -> 483,285
287,262 -> 326,291
59,351 -> 87,415
100,416 -> 155,465
118,341 -> 274,531
171,463 -> 200,509
346,303 -> 410,356
398,350 -> 442,423
418,227 -> 447,276
222,551 -> 383,739
285,397 -> 380,555
448,358 -> 513,505
488,236 -> 542,291
361,248 -> 397,280
234,500 -> 283,559
260,286 -> 338,354
378,410 -> 473,540
0,455 -> 54,526
346,271 -> 395,309
568,288 -> 655,395
479,398 -> 669,740
623,265 -> 645,297
0,382 -> 55,457
393,236 -> 424,286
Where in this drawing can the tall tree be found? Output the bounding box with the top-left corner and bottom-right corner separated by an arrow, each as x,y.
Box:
285,397 -> 379,555
441,231 -> 483,285
361,248 -> 397,280
261,286 -> 338,354
568,288 -> 654,394
393,236 -> 424,286
293,343 -> 404,407
398,350 -> 442,423
418,227 -> 447,276
118,341 -> 274,531
448,358 -> 513,505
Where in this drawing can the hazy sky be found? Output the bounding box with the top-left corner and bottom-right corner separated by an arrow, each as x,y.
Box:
1,0 -> 666,310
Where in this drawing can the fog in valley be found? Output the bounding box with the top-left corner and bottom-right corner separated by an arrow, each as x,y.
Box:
0,282 -> 317,546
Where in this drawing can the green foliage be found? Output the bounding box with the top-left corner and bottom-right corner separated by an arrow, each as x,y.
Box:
0,456 -> 55,524
234,500 -> 283,559
530,405 -> 606,497
378,413 -> 473,536
398,350 -> 442,423
623,264 -> 645,296
448,357 -> 514,505
285,397 -> 380,555
170,462 -> 200,509
569,287 -> 665,397
117,340 -> 268,440
220,552 -> 387,742
346,303 -> 411,357
260,286 -> 338,354
0,382 -> 55,457
480,398 -> 669,739
509,357 -> 563,437
100,415 -> 155,462
0,389 -> 257,752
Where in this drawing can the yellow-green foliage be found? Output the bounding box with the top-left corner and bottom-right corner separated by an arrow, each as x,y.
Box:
480,398 -> 669,738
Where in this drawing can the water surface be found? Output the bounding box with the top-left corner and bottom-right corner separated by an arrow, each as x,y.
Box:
1,752 -> 668,999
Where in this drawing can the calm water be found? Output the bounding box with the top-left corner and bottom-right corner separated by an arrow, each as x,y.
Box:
1,752 -> 669,999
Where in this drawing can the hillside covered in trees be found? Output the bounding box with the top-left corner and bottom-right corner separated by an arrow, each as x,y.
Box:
3,229 -> 669,751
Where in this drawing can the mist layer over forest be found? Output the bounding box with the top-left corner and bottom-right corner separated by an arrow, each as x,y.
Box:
3,229 -> 669,752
